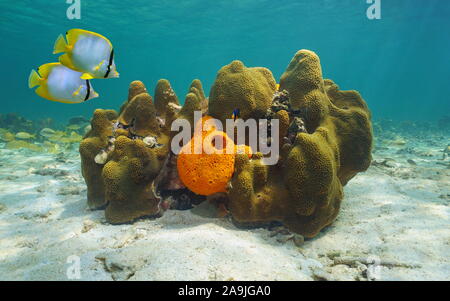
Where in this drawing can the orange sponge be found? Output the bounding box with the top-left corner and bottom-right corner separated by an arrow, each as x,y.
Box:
177,129 -> 235,196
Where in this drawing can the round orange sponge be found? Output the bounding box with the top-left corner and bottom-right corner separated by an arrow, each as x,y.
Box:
177,130 -> 235,196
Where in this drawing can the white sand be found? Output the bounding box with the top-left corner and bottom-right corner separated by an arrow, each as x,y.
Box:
0,136 -> 449,281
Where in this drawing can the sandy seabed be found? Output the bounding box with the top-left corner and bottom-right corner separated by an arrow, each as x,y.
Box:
0,133 -> 449,281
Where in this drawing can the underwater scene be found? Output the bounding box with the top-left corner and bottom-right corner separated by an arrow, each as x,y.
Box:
0,0 -> 449,282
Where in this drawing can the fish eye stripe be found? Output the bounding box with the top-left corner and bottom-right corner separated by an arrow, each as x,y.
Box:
104,49 -> 114,78
84,80 -> 90,101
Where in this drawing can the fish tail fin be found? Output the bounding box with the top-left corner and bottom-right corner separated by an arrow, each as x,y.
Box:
91,90 -> 99,99
28,69 -> 41,88
53,34 -> 67,54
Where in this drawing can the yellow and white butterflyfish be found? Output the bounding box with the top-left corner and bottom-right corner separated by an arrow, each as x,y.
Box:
28,63 -> 99,104
53,28 -> 119,80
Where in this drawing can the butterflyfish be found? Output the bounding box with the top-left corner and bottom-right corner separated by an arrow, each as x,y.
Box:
28,63 -> 99,103
53,28 -> 119,79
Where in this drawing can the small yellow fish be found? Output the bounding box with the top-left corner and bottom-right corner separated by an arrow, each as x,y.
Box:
55,130 -> 67,136
28,63 -> 99,103
276,83 -> 280,91
45,130 -> 65,142
6,140 -> 42,152
69,131 -> 82,142
66,124 -> 82,130
43,141 -> 61,154
0,131 -> 15,142
40,128 -> 57,138
15,132 -> 35,140
53,29 -> 119,79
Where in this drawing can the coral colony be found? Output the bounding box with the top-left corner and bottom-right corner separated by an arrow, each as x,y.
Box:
80,49 -> 373,238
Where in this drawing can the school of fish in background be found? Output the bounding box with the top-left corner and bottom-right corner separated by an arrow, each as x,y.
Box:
0,112 -> 90,153
28,29 -> 119,104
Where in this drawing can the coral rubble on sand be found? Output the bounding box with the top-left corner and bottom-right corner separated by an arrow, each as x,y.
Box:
79,49 -> 373,237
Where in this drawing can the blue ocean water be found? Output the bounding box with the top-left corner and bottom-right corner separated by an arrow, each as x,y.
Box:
1,0 -> 449,123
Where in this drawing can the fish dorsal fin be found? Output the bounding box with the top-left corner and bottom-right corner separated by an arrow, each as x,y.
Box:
37,63 -> 60,78
67,28 -> 112,48
80,73 -> 94,80
66,29 -> 87,45
53,34 -> 68,54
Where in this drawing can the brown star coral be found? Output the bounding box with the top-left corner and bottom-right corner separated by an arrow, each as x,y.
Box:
209,60 -> 277,123
79,49 -> 372,237
228,50 -> 372,237
80,81 -> 173,222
